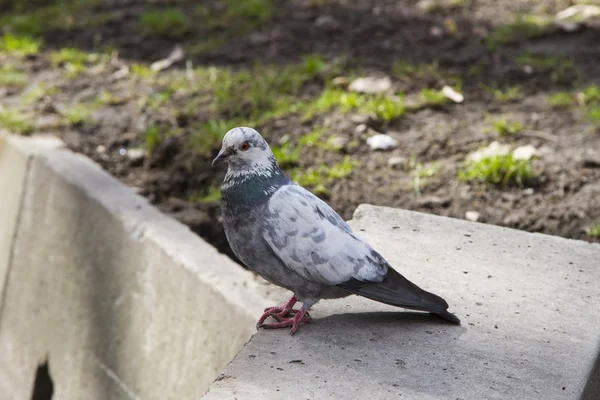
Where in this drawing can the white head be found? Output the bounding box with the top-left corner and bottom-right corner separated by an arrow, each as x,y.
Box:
212,127 -> 277,176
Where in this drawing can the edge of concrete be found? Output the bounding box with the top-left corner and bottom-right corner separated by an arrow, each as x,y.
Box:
0,133 -> 284,399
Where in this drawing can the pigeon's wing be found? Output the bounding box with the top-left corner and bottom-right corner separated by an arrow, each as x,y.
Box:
262,184 -> 460,324
261,185 -> 388,285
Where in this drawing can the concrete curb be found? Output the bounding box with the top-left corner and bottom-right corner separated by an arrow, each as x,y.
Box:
202,204 -> 600,400
0,133 -> 284,399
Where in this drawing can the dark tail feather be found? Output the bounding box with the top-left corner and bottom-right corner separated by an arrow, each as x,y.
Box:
340,268 -> 460,325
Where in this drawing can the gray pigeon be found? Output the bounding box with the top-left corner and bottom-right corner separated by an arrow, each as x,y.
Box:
213,127 -> 460,335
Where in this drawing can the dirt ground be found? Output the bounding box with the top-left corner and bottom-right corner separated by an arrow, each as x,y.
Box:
1,0 -> 600,261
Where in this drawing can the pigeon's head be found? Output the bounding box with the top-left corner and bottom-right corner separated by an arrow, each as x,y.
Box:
212,127 -> 276,173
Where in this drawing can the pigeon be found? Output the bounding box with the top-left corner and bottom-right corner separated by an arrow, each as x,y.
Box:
213,127 -> 460,335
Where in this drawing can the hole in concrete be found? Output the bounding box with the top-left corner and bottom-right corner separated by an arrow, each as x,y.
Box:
31,361 -> 53,400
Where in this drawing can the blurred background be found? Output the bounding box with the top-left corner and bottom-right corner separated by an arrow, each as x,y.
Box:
1,0 -> 599,261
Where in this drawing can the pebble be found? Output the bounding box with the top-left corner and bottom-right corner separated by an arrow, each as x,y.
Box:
355,124 -> 368,134
387,156 -> 407,169
366,134 -> 398,151
350,114 -> 369,124
328,136 -> 348,151
314,15 -> 341,31
126,148 -> 145,165
96,145 -> 107,154
465,211 -> 480,222
418,196 -> 451,208
348,76 -> 392,94
442,85 -> 464,103
512,145 -> 537,160
332,77 -> 349,88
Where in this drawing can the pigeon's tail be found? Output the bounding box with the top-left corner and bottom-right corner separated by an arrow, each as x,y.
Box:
340,268 -> 460,325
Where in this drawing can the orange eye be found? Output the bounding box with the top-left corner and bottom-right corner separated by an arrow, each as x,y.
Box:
240,142 -> 250,151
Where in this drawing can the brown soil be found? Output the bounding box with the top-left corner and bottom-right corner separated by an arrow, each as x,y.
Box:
2,0 -> 600,262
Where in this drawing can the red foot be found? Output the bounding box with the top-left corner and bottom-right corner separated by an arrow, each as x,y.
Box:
259,309 -> 311,336
256,296 -> 298,329
256,296 -> 311,335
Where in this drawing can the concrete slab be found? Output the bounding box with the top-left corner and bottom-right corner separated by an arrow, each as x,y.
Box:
0,134 -> 284,399
202,204 -> 600,400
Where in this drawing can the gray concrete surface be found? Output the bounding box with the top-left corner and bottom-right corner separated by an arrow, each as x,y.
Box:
203,204 -> 600,400
0,133 -> 285,400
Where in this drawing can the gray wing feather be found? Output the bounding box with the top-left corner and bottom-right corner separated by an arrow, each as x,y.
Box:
261,185 -> 388,285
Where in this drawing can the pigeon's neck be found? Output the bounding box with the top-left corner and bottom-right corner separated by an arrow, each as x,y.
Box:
222,156 -> 290,210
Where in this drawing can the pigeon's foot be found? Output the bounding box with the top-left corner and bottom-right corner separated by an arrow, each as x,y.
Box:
256,296 -> 298,329
259,309 -> 311,336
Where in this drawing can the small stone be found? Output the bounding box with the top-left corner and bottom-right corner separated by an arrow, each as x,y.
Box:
523,65 -> 534,74
418,196 -> 451,208
350,114 -> 369,124
387,156 -> 407,169
328,136 -> 348,151
314,15 -> 341,31
332,76 -> 349,88
430,26 -> 444,37
465,211 -> 480,222
512,145 -> 537,160
96,145 -> 107,154
442,85 -> 464,103
126,148 -> 145,165
366,134 -> 398,151
416,0 -> 436,11
355,124 -> 368,134
523,188 -> 534,195
349,76 -> 392,94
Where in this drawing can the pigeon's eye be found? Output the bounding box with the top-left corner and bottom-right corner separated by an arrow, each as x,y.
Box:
240,142 -> 250,151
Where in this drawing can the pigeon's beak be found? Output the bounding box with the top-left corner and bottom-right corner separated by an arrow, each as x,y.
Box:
212,148 -> 230,168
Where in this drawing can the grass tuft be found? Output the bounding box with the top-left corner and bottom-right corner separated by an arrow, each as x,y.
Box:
139,8 -> 189,36
144,125 -> 162,153
586,222 -> 600,238
486,15 -> 553,51
0,107 -> 34,135
548,92 -> 573,108
459,152 -> 534,187
0,33 -> 41,56
491,119 -> 522,136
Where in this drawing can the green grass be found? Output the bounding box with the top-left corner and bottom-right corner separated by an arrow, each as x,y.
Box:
491,119 -> 523,136
459,152 -> 534,187
49,47 -> 95,78
0,107 -> 34,135
581,84 -> 600,105
363,95 -> 405,122
323,156 -> 354,179
409,157 -> 440,194
0,33 -> 41,56
63,103 -> 97,126
139,8 -> 189,36
144,125 -> 162,152
393,61 -> 446,82
482,84 -> 523,102
514,52 -> 576,83
548,92 -> 573,108
0,1 -> 103,36
420,88 -> 448,107
189,186 -> 222,204
0,65 -> 27,87
586,222 -> 600,238
587,106 -> 600,124
289,156 -> 355,196
304,88 -> 404,122
20,84 -> 55,105
486,15 -> 554,51
131,63 -> 156,80
272,138 -> 302,168
192,119 -> 243,155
